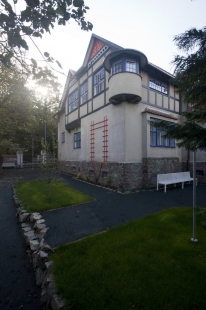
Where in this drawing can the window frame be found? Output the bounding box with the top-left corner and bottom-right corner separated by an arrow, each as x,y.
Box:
150,118 -> 175,148
93,67 -> 105,96
126,59 -> 137,73
111,57 -> 139,75
61,132 -> 65,143
73,132 -> 81,149
80,81 -> 88,105
68,89 -> 78,113
149,76 -> 168,95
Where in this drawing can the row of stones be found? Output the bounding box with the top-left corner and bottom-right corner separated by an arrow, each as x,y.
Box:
13,187 -> 65,310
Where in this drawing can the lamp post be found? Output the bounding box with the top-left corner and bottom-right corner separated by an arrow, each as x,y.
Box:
44,120 -> 46,146
191,149 -> 198,242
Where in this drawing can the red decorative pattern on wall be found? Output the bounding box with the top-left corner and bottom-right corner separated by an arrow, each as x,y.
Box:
90,116 -> 108,162
89,39 -> 104,60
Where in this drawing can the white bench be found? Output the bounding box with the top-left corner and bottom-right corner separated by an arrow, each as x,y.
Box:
157,171 -> 197,193
2,163 -> 16,168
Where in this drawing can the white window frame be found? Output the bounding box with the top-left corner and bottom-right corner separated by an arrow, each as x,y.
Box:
126,60 -> 137,73
94,68 -> 104,96
113,61 -> 122,74
68,90 -> 78,113
149,77 -> 168,95
80,81 -> 88,105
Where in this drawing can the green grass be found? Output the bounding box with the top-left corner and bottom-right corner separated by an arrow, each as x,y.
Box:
51,207 -> 206,310
14,180 -> 94,212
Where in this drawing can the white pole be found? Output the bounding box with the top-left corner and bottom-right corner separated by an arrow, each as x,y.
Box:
191,149 -> 198,242
44,120 -> 46,146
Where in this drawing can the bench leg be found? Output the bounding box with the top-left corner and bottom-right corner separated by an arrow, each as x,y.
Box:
182,182 -> 184,189
157,183 -> 158,191
164,184 -> 166,193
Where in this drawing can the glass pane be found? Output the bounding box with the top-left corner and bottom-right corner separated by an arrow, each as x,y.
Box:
150,132 -> 156,145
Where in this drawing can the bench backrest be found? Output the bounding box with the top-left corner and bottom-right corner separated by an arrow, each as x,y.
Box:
157,173 -> 177,183
157,171 -> 192,183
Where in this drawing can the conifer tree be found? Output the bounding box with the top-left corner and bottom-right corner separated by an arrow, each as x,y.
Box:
153,26 -> 206,151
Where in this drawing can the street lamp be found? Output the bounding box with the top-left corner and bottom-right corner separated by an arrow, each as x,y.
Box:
44,120 -> 46,146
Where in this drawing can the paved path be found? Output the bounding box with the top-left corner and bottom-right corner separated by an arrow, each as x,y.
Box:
43,173 -> 206,248
0,169 -> 44,310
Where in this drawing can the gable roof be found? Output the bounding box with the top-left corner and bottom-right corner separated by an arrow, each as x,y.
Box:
75,34 -> 123,77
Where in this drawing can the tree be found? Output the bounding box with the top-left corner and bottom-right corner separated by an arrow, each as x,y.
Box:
0,0 -> 93,68
0,61 -> 59,159
152,26 -> 206,151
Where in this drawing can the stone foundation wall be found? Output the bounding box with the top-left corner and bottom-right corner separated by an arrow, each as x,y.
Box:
58,161 -> 143,190
58,158 -> 206,190
182,161 -> 206,184
142,157 -> 181,188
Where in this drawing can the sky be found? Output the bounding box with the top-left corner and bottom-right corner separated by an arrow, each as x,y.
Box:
30,0 -> 206,88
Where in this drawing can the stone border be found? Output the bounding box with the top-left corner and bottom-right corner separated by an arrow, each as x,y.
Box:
13,186 -> 65,310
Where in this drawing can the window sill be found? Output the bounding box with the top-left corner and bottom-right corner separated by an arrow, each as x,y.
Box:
150,145 -> 175,148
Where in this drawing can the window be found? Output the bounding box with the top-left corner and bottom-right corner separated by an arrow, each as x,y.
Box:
149,77 -> 168,94
74,132 -> 81,149
62,132 -> 65,143
111,58 -> 139,75
113,61 -> 122,74
94,68 -> 104,96
150,118 -> 175,147
80,81 -> 88,105
68,90 -> 78,112
126,60 -> 137,73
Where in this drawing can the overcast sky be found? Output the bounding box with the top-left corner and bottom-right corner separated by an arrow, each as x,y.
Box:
31,0 -> 206,87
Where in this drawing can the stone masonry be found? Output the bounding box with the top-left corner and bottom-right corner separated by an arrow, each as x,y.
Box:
58,157 -> 194,190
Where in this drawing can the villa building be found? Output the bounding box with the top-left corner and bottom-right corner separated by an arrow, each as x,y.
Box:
57,34 -> 206,190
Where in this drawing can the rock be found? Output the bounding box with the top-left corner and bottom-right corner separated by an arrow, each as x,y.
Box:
35,223 -> 47,233
51,294 -> 65,310
30,213 -> 42,222
19,213 -> 30,223
46,278 -> 57,305
21,222 -> 31,228
36,268 -> 46,286
38,228 -> 49,240
33,252 -> 46,270
40,288 -> 47,304
16,207 -> 22,217
22,226 -> 32,234
39,250 -> 48,260
35,219 -> 45,225
14,198 -> 20,206
45,261 -> 53,274
30,240 -> 40,252
24,230 -> 37,245
20,209 -> 27,214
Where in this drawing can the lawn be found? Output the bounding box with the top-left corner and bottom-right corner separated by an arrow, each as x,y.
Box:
14,179 -> 94,212
51,207 -> 206,310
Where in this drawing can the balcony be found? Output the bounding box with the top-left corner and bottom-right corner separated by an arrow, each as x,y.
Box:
104,49 -> 148,104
